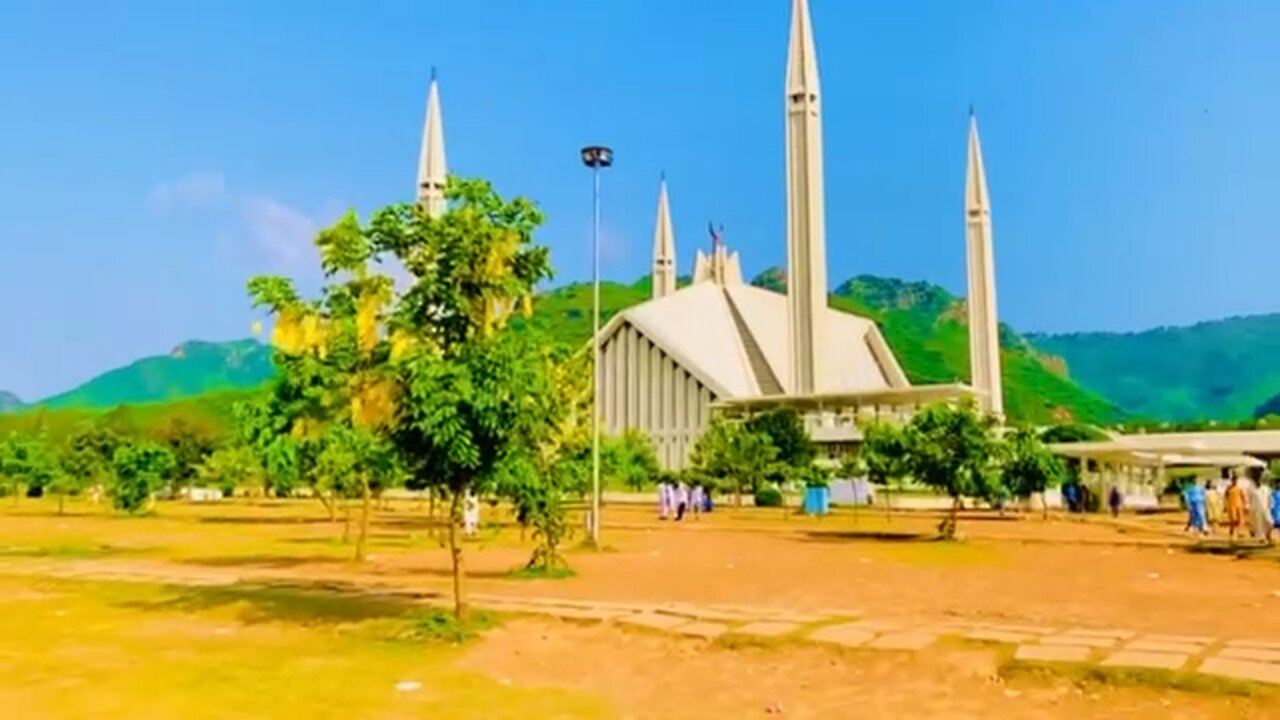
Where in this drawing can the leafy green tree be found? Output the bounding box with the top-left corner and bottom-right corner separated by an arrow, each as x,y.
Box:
605,430 -> 660,492
843,421 -> 910,519
1040,423 -> 1108,444
745,408 -> 815,470
62,424 -> 123,505
690,419 -> 780,507
0,433 -> 69,508
1002,426 -> 1067,518
371,177 -> 562,619
234,395 -> 309,500
248,210 -> 400,560
152,416 -> 221,492
110,441 -> 177,513
901,401 -> 1002,538
195,445 -> 263,498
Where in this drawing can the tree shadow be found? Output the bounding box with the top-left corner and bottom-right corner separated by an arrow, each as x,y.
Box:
794,529 -> 940,544
176,554 -> 338,569
113,580 -> 436,626
196,516 -> 335,526
413,566 -> 515,581
1185,541 -> 1280,560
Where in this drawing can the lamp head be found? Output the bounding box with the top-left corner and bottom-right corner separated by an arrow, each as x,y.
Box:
580,145 -> 614,168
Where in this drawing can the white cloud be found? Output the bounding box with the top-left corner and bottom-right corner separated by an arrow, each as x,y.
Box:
240,196 -> 322,268
149,171 -> 226,208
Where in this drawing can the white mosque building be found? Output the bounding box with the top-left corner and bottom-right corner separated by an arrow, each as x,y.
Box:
415,0 -> 1006,470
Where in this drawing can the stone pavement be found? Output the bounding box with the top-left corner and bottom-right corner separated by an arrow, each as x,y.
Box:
5,558 -> 1280,689
454,595 -> 1280,688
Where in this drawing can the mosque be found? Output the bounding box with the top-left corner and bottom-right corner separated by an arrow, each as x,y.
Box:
413,0 -> 1005,470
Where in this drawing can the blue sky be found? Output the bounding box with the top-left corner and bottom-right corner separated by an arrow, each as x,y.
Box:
2,0 -> 1278,400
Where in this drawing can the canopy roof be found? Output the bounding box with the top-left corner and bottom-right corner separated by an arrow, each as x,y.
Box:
597,282 -> 910,400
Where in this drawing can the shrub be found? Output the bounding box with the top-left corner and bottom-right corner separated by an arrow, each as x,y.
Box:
754,484 -> 783,507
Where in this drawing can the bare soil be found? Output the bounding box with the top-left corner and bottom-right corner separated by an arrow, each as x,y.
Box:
462,618 -> 1274,719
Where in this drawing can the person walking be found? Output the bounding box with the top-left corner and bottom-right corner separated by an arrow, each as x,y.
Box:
1249,475 -> 1272,541
1225,474 -> 1248,541
658,481 -> 670,520
1268,478 -> 1280,545
1108,485 -> 1123,517
675,481 -> 689,521
1205,478 -> 1224,530
689,484 -> 705,520
1183,479 -> 1208,536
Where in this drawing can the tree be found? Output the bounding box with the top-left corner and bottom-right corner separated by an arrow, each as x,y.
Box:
690,418 -> 780,507
152,416 -> 221,492
371,177 -> 561,620
110,441 -> 176,513
901,401 -> 1002,538
0,433 -> 69,509
844,421 -> 910,520
63,424 -> 123,505
1001,426 -> 1067,518
605,430 -> 660,492
194,445 -> 263,498
248,210 -> 400,561
745,408 -> 815,469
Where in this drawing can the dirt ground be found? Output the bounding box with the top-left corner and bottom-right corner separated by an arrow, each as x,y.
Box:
3,499 -> 1280,640
463,618 -> 1274,719
4,499 -> 1280,717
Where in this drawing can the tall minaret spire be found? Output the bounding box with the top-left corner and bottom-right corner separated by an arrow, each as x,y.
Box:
965,111 -> 1004,418
784,0 -> 828,394
651,173 -> 677,299
416,68 -> 447,217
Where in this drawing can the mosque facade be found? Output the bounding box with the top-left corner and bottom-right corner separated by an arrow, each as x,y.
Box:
416,0 -> 1004,470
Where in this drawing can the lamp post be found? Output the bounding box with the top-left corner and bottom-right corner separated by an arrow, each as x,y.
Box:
580,144 -> 613,548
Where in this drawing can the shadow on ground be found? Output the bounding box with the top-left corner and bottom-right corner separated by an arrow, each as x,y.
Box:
196,516 -> 336,526
1185,541 -> 1280,561
176,554 -> 339,569
0,543 -> 142,559
113,580 -> 437,625
795,529 -> 941,544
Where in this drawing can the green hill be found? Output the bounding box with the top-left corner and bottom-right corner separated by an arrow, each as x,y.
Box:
39,339 -> 274,410
0,391 -> 25,414
521,269 -> 1117,425
1029,314 -> 1280,422
825,274 -> 1116,425
0,388 -> 255,442
14,273 -> 1118,428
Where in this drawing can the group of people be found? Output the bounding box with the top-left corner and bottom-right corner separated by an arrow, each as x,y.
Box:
657,480 -> 711,521
1183,473 -> 1280,542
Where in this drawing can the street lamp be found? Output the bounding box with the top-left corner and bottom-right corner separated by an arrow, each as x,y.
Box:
581,145 -> 613,548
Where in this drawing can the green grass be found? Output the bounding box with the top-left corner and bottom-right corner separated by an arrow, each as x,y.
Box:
0,574 -> 608,718
1001,658 -> 1278,699
505,565 -> 577,580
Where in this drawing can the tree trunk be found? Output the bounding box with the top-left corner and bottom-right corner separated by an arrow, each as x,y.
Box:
1042,491 -> 1050,520
342,501 -> 351,544
428,488 -> 437,538
58,492 -> 65,515
448,489 -> 469,622
944,495 -> 961,538
317,489 -> 336,522
735,479 -> 743,509
355,474 -> 371,562
884,486 -> 893,523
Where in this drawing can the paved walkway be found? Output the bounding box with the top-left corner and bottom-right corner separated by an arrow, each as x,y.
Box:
4,558 -> 1280,689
